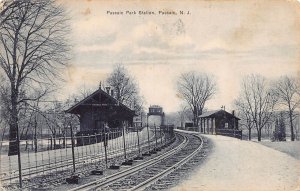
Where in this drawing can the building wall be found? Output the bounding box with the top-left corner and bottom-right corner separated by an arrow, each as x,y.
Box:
215,118 -> 238,129
149,107 -> 163,115
79,107 -> 134,133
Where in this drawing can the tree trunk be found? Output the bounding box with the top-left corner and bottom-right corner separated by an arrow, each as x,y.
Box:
25,140 -> 28,151
63,133 -> 66,148
267,124 -> 270,139
203,119 -> 205,134
50,137 -> 53,150
289,111 -> 295,141
34,131 -> 37,153
193,106 -> 197,127
53,135 -> 56,149
24,128 -> 29,151
1,126 -> 7,142
193,114 -> 197,127
248,128 -> 251,140
257,128 -> 261,141
34,116 -> 38,153
8,88 -> 19,156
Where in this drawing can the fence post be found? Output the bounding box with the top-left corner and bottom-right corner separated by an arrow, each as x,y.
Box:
154,124 -> 157,150
136,125 -> 140,155
122,122 -> 127,160
160,126 -> 162,146
146,116 -> 150,152
65,123 -> 81,184
164,126 -> 167,144
17,133 -> 22,188
70,124 -> 76,173
103,127 -> 108,168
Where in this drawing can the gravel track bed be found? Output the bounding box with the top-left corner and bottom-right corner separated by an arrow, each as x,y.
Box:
54,136 -> 179,191
94,133 -> 202,191
3,133 -> 211,191
145,136 -> 212,190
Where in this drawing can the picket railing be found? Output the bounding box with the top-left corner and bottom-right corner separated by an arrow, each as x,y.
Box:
215,128 -> 242,139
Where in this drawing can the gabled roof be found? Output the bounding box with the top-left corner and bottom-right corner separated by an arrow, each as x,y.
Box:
199,109 -> 240,120
65,88 -> 135,115
199,110 -> 221,118
150,105 -> 162,109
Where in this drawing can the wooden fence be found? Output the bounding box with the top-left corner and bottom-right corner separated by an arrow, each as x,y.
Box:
216,129 -> 242,139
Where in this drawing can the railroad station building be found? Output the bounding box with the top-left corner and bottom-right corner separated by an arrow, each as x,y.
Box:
65,86 -> 136,134
198,109 -> 242,139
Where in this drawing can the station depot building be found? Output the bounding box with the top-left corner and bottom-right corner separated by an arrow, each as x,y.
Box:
65,87 -> 136,137
198,109 -> 242,139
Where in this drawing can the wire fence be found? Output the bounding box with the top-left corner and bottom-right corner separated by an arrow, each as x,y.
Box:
0,125 -> 174,189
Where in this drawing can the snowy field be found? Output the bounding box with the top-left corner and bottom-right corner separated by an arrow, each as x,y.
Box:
173,134 -> 300,191
259,141 -> 300,160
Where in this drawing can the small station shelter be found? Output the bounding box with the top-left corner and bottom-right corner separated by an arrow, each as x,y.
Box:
198,109 -> 242,139
66,87 -> 136,135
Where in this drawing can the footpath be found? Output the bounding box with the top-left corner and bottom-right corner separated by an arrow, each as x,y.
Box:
172,134 -> 300,191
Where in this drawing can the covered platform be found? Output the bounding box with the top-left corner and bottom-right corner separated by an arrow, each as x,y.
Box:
198,110 -> 242,139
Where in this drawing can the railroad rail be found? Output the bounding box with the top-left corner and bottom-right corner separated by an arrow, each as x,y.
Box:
1,131 -> 161,187
69,131 -> 203,191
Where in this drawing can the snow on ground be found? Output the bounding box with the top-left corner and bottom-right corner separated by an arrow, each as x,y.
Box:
0,128 -> 154,175
259,141 -> 300,160
173,134 -> 300,191
0,128 -> 157,190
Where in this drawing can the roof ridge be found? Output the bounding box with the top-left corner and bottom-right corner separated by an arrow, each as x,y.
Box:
65,88 -> 134,114
198,109 -> 240,120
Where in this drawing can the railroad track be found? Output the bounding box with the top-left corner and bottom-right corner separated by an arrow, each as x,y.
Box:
1,131 -> 163,188
69,131 -> 203,191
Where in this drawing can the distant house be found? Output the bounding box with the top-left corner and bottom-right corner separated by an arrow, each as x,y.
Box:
65,87 -> 136,134
133,113 -> 147,130
185,121 -> 194,128
198,109 -> 242,139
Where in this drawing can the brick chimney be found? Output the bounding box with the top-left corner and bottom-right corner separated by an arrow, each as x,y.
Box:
105,86 -> 111,94
111,89 -> 114,97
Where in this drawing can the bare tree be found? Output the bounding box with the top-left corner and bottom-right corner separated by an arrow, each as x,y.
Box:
106,64 -> 141,109
238,74 -> 277,141
0,0 -> 18,26
70,83 -> 94,104
273,76 -> 300,141
26,98 -> 79,151
132,95 -> 145,114
0,75 -> 10,140
176,71 -> 216,126
234,99 -> 254,140
177,105 -> 187,129
0,0 -> 70,155
31,100 -> 41,152
177,104 -> 193,129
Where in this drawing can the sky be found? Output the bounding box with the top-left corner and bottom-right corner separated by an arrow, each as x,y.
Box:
58,0 -> 300,113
